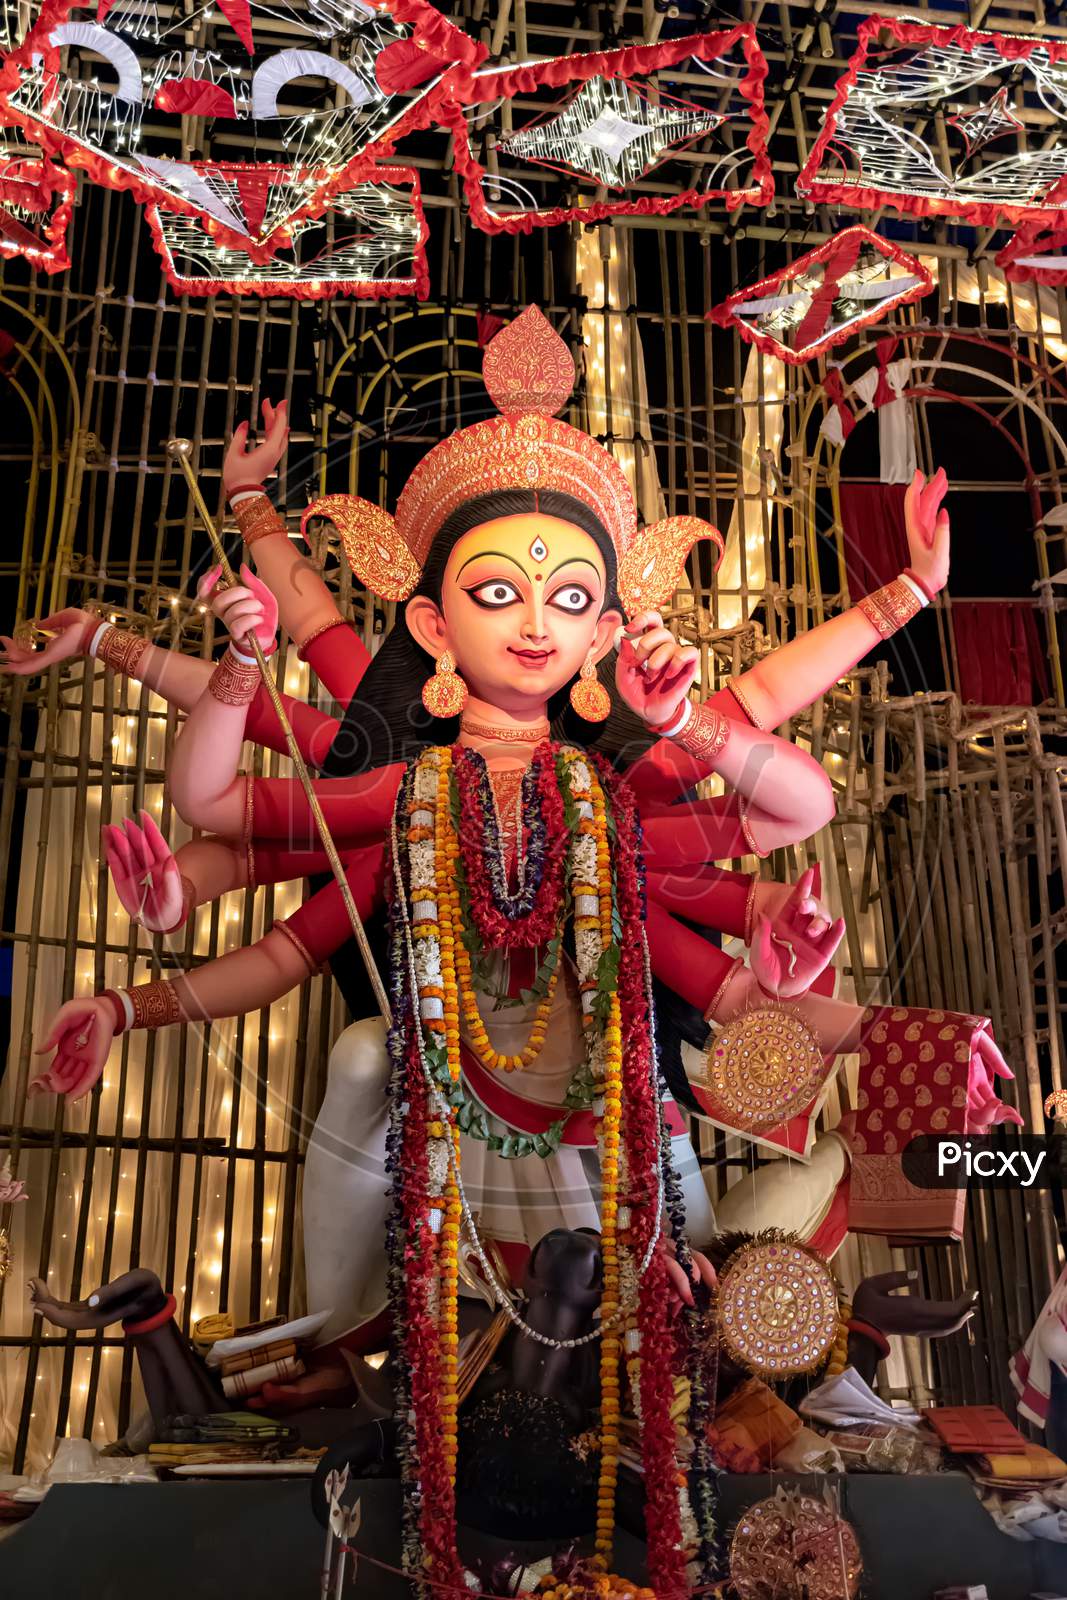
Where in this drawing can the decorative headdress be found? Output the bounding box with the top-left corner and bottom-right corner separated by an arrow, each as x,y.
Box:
303,306 -> 723,617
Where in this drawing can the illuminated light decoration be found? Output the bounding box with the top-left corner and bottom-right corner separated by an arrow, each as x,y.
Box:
797,16 -> 1067,227
145,164 -> 428,300
446,24 -> 773,234
946,85 -> 1024,159
0,145 -> 75,271
0,0 -> 483,259
708,226 -> 934,365
496,76 -> 723,189
996,222 -> 1067,286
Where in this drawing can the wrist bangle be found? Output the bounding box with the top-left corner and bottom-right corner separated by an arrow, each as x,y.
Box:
123,1293 -> 177,1337
847,1317 -> 891,1359
902,566 -> 936,604
207,649 -> 261,707
671,701 -> 731,763
101,989 -> 130,1034
648,699 -> 693,740
227,482 -> 266,500
126,981 -> 185,1030
704,957 -> 747,1024
297,617 -> 350,658
856,577 -> 922,640
96,626 -> 150,679
232,495 -> 286,548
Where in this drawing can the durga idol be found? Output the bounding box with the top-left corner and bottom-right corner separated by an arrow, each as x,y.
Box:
12,308 -> 1018,1593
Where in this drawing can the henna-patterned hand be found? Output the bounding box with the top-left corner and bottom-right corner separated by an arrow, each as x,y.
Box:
198,562 -> 278,652
615,609 -> 700,728
751,868 -> 845,999
0,608 -> 96,677
222,398 -> 289,496
30,995 -> 116,1100
103,810 -> 186,933
852,1269 -> 978,1339
904,467 -> 950,596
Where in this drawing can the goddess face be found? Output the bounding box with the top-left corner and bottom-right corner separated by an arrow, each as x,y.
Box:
405,514 -> 622,716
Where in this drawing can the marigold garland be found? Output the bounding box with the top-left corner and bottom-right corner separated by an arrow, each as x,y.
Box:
386,742 -> 693,1597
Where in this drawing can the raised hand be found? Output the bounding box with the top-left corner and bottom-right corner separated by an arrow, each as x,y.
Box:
30,995 -> 116,1100
198,562 -> 278,653
0,608 -> 96,677
903,467 -> 950,597
102,810 -> 186,933
615,609 -> 700,728
222,397 -> 289,497
751,867 -> 845,999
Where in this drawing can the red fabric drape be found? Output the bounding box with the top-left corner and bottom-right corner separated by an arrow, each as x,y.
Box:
838,482 -> 910,601
952,601 -> 1051,706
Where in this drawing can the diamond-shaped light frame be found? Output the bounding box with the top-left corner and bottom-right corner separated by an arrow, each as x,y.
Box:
446,24 -> 773,234
709,225 -> 934,365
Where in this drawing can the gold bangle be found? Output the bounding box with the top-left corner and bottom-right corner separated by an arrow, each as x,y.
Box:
297,618 -> 349,659
739,801 -> 771,860
727,675 -> 767,730
273,918 -> 318,974
96,627 -> 150,679
673,701 -> 731,763
744,876 -> 759,945
243,772 -> 255,846
856,577 -> 922,640
704,956 -> 746,1023
207,649 -> 261,708
126,981 -> 184,1030
233,494 -> 286,548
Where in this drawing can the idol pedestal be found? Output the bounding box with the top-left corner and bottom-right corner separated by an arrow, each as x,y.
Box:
1,1473 -> 1064,1598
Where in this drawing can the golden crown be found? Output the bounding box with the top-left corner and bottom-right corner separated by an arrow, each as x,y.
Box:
303,306 -> 723,618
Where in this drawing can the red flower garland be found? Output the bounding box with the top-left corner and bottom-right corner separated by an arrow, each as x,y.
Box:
398,1027 -> 467,1599
594,759 -> 688,1600
453,745 -> 570,949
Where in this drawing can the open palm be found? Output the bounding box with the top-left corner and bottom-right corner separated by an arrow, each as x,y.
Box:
103,811 -> 186,933
223,398 -> 289,496
903,467 -> 950,597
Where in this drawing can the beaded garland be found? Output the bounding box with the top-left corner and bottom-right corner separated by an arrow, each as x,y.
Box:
383,739 -> 697,1600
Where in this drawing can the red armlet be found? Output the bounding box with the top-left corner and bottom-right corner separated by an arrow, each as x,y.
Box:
847,1318 -> 891,1359
123,1293 -> 177,1337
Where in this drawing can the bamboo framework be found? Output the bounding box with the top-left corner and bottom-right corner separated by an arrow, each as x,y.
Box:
1,0 -> 1067,1469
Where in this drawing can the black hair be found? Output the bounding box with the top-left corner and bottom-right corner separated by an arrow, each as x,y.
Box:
319,487 -> 713,1070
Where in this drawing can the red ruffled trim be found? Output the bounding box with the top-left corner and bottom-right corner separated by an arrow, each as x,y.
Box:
996,224 -> 1067,287
0,0 -> 477,259
0,154 -> 74,273
448,25 -> 773,235
708,225 -> 933,365
143,164 -> 430,301
797,16 -> 1067,227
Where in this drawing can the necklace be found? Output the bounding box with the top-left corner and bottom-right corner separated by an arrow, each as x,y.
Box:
460,712 -> 550,744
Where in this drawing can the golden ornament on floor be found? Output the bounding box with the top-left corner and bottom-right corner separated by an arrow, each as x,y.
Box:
717,1233 -> 840,1379
422,649 -> 468,717
700,1004 -> 829,1133
569,653 -> 610,722
0,1228 -> 10,1282
729,1486 -> 862,1600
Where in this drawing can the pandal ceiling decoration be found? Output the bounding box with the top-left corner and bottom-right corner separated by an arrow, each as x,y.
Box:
0,143 -> 74,270
144,162 -> 428,297
0,0 -> 475,290
797,16 -> 1067,227
709,226 -> 933,365
445,24 -> 773,233
995,222 -> 1067,287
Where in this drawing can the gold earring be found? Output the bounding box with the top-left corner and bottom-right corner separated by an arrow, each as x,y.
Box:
422,649 -> 468,717
569,652 -> 611,722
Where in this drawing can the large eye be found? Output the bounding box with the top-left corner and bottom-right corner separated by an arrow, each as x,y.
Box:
465,578 -> 521,609
548,583 -> 594,615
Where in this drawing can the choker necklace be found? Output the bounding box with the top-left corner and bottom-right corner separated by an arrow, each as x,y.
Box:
460,713 -> 550,744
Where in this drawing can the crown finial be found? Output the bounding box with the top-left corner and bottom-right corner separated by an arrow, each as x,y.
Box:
482,305 -> 575,418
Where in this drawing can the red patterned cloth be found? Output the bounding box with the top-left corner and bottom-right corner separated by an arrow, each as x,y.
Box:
845,1004 -> 991,1241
